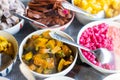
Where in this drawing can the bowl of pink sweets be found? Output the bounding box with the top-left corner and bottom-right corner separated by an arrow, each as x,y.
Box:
77,20 -> 120,73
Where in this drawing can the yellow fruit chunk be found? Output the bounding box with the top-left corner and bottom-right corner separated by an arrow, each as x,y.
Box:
24,52 -> 33,61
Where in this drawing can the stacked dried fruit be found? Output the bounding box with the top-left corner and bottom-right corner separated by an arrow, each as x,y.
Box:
26,0 -> 73,27
0,0 -> 25,30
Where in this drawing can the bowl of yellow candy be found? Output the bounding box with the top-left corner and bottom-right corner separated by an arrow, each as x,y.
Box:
72,0 -> 120,25
0,31 -> 18,76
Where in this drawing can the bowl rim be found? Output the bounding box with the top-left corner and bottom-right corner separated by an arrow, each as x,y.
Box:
4,19 -> 24,30
44,76 -> 75,80
4,19 -> 24,35
19,29 -> 78,77
0,31 -> 18,76
77,20 -> 120,73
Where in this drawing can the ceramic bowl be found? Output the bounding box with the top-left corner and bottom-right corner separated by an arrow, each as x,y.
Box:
25,0 -> 75,31
0,31 -> 18,76
4,19 -> 24,35
71,0 -> 120,25
44,76 -> 75,80
19,29 -> 78,79
77,20 -> 120,73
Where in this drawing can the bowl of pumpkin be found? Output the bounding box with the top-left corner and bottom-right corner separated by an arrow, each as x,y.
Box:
19,29 -> 78,79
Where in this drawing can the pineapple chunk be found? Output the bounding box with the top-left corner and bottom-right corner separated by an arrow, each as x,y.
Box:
24,52 -> 33,61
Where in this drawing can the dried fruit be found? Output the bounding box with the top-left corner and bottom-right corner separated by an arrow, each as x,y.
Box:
0,0 -> 25,30
26,0 -> 73,28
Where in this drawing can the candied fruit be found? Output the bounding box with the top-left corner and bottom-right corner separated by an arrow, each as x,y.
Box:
79,23 -> 113,69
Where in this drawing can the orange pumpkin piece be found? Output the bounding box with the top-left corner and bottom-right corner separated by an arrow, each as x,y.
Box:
58,58 -> 66,72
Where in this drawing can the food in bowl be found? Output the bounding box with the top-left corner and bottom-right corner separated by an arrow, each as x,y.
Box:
0,36 -> 14,72
22,30 -> 74,74
79,23 -> 113,69
19,30 -> 78,78
72,0 -> 120,25
77,21 -> 120,73
0,31 -> 18,76
0,0 -> 25,30
0,36 -> 14,58
73,0 -> 120,18
26,0 -> 74,29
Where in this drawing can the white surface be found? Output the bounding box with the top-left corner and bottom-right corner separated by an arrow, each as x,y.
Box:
44,76 -> 75,80
0,77 -> 9,80
103,73 -> 120,80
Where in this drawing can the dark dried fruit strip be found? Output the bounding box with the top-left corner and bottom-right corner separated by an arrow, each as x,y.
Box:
26,0 -> 72,27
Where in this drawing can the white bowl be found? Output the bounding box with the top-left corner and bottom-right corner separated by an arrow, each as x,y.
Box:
0,31 -> 18,76
77,20 -> 120,73
103,73 -> 120,80
4,19 -> 24,35
19,29 -> 78,79
71,0 -> 120,25
25,6 -> 74,31
44,76 -> 75,80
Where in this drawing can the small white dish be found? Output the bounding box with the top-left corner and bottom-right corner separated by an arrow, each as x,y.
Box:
4,19 -> 24,35
44,76 -> 75,80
